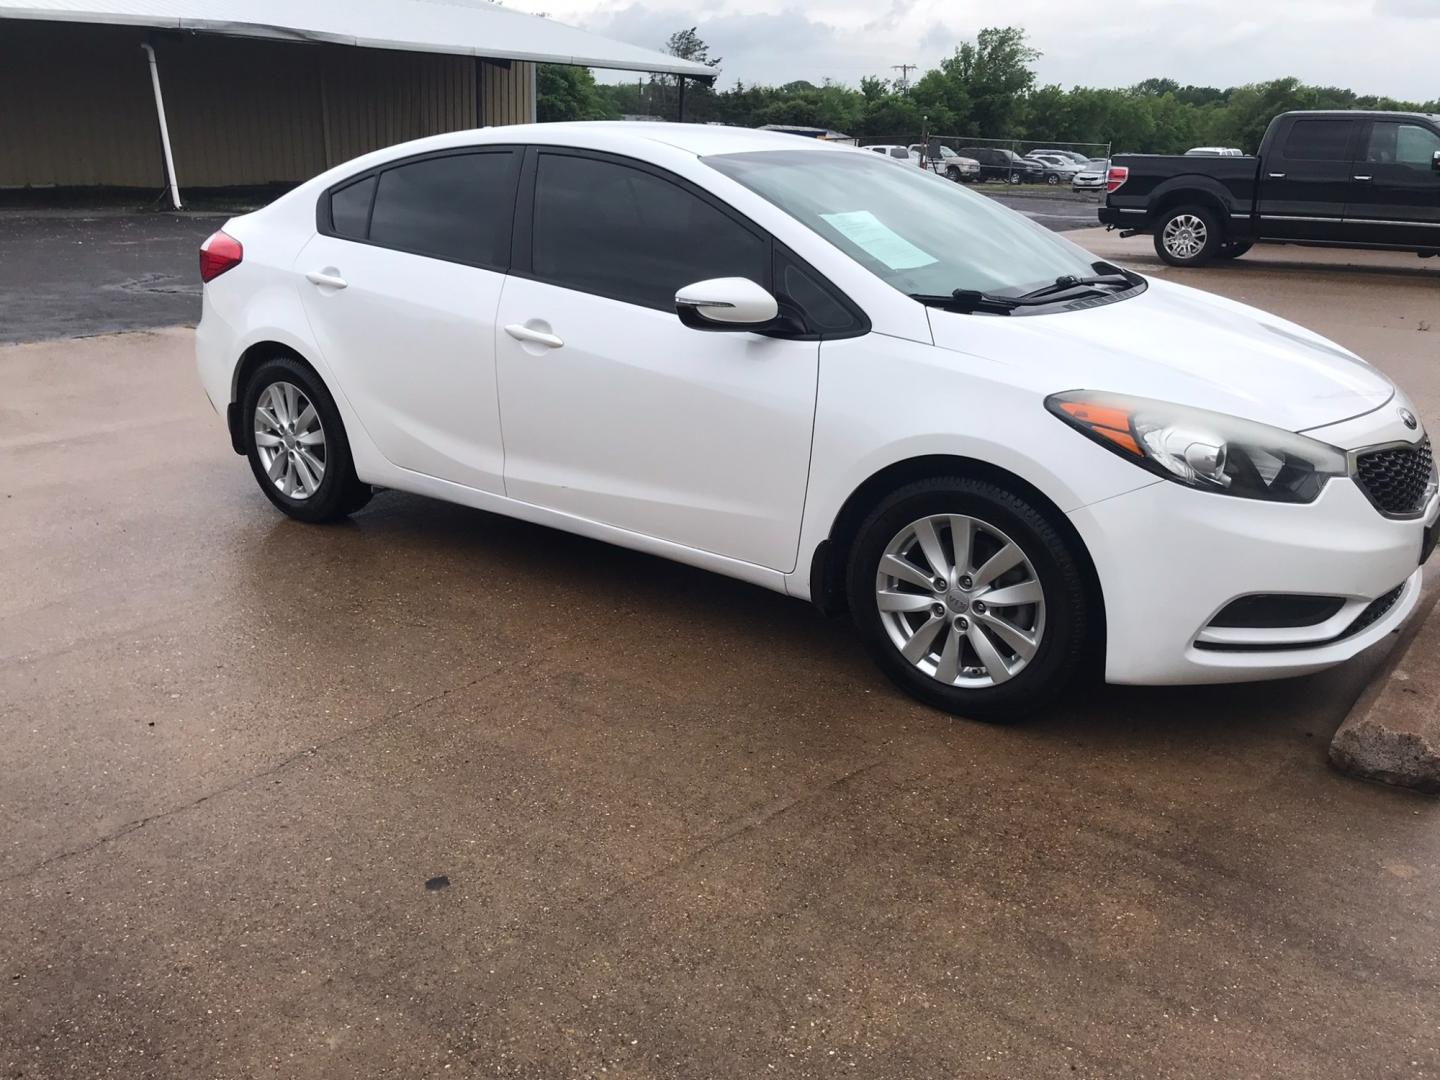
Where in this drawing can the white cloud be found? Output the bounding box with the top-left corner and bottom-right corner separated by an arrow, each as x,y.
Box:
512,0 -> 1437,101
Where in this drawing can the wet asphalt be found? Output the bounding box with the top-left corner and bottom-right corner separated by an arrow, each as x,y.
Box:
1,214 -> 1439,1078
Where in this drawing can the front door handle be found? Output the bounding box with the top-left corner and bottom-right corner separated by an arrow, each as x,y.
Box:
1267,172 -> 1287,179
1352,174 -> 1373,182
305,270 -> 348,289
504,323 -> 564,349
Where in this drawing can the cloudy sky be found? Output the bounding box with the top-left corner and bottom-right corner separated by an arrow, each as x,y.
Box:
508,0 -> 1440,101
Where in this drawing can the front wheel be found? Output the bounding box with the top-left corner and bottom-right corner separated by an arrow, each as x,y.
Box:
945,166 -> 961,182
243,356 -> 373,523
1045,172 -> 1060,185
847,477 -> 1092,721
1154,205 -> 1223,266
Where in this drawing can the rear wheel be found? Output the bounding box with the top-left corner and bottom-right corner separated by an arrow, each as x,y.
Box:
1154,205 -> 1222,266
847,477 -> 1091,721
242,356 -> 372,523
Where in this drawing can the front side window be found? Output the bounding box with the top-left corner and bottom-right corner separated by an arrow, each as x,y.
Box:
1366,122 -> 1440,166
1281,120 -> 1354,161
353,151 -> 516,267
530,153 -> 768,310
706,149 -> 1101,299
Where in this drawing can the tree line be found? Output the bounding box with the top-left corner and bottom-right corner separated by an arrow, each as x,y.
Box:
537,26 -> 1439,155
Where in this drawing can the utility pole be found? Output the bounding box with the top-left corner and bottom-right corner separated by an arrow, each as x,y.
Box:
891,63 -> 917,93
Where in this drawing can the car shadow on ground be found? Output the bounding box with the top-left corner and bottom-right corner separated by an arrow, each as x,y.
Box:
237,486 -> 1393,788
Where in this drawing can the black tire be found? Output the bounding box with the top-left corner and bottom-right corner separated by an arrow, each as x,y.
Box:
241,355 -> 373,523
1008,171 -> 1022,185
1045,172 -> 1060,185
846,477 -> 1092,722
945,165 -> 961,182
1153,204 -> 1223,266
1217,241 -> 1253,260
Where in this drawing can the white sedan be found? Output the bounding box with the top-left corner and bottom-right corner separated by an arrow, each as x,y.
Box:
196,123 -> 1438,719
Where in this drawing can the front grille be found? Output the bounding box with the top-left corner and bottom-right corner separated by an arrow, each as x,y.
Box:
1354,437 -> 1434,517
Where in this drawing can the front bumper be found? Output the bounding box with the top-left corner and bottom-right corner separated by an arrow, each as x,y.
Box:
1070,477 -> 1437,685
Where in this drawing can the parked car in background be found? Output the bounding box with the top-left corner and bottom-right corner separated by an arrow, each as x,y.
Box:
866,144 -> 921,167
908,144 -> 981,182
957,147 -> 1043,183
1025,152 -> 1083,185
1071,160 -> 1108,192
1184,147 -> 1246,157
197,123 -> 1437,719
1101,109 -> 1440,265
1030,148 -> 1094,166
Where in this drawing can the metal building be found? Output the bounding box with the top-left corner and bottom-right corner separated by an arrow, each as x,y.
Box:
0,0 -> 712,204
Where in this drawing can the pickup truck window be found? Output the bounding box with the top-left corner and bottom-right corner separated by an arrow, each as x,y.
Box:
1281,119 -> 1353,161
1365,122 -> 1440,166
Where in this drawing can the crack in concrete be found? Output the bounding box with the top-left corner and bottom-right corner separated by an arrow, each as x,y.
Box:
0,665 -> 506,887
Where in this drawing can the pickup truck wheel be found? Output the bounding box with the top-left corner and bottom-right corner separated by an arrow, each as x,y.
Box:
946,165 -> 961,182
1218,241 -> 1253,260
1154,205 -> 1222,266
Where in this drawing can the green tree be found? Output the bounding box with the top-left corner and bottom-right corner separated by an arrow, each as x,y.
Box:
536,65 -> 612,123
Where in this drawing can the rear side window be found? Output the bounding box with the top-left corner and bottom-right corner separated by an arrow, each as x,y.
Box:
889,148 -> 908,159
530,154 -> 768,311
329,176 -> 376,239
326,151 -> 516,267
1281,120 -> 1353,161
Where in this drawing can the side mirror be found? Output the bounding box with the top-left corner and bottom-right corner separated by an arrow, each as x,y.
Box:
675,278 -> 779,331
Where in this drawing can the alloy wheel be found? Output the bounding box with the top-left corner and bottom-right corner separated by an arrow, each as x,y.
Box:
253,381 -> 327,500
1162,213 -> 1207,260
874,514 -> 1046,688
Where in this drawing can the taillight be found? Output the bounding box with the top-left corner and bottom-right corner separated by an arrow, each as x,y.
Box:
1105,165 -> 1129,194
199,230 -> 243,283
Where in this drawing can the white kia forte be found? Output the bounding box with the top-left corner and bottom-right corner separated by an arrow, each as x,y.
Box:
196,123 -> 1438,719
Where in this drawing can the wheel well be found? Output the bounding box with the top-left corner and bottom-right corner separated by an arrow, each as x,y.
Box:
1154,188 -> 1227,222
809,455 -> 1107,671
226,341 -> 321,454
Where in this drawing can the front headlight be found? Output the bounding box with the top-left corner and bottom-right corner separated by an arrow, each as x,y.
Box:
1046,390 -> 1348,503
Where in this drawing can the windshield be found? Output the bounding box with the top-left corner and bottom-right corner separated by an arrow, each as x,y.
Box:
705,148 -> 1101,298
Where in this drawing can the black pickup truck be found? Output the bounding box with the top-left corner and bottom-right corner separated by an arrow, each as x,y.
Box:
1098,110 -> 1440,265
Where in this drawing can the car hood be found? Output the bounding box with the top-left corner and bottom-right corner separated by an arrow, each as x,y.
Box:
926,275 -> 1393,432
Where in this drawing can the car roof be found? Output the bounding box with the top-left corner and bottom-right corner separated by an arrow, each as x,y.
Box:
520,121 -> 850,156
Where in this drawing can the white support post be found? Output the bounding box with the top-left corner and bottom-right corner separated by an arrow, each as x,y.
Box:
140,42 -> 182,209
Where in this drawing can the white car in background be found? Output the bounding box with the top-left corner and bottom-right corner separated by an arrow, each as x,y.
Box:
907,144 -> 982,182
1071,159 -> 1109,192
196,123 -> 1437,720
866,144 -> 921,167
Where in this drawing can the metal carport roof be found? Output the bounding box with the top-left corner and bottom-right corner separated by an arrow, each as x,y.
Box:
0,0 -> 716,77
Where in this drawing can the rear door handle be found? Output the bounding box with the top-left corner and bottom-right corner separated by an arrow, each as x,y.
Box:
1352,174 -> 1373,182
504,323 -> 564,349
305,270 -> 348,289
1267,172 -> 1287,179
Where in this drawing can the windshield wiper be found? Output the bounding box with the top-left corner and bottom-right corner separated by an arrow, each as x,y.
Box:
911,271 -> 1137,315
1016,273 -> 1132,301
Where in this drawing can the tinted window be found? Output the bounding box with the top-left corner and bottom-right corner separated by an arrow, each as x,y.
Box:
531,154 -> 768,310
367,152 -> 515,266
777,254 -> 859,335
330,176 -> 376,239
1366,121 -> 1440,166
1281,120 -> 1353,161
889,148 -> 908,159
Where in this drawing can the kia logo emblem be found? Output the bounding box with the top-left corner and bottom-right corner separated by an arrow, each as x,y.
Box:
1400,408 -> 1419,430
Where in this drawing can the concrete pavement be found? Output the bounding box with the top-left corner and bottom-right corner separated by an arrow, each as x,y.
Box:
2,238 -> 1439,1079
